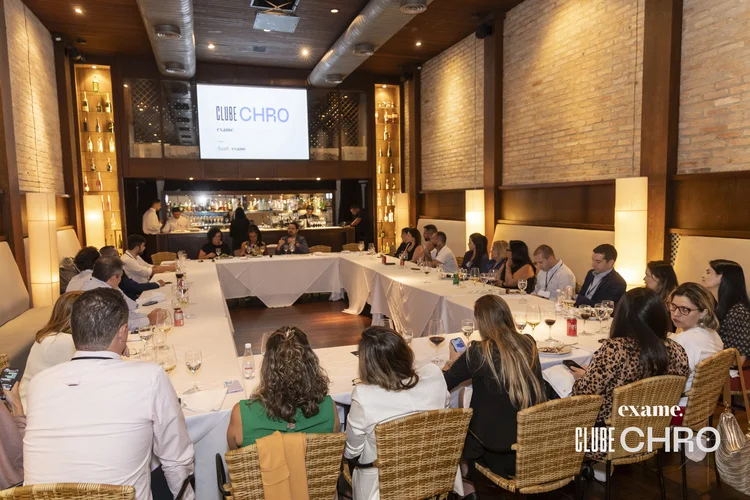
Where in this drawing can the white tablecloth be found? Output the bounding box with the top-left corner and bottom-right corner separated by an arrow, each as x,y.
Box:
215,254 -> 343,307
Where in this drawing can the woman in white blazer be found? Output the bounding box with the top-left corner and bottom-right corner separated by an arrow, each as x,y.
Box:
344,326 -> 450,500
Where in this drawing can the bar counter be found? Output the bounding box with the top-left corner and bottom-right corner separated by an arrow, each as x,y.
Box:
155,226 -> 355,258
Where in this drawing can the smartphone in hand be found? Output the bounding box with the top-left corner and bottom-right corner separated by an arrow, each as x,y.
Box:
562,359 -> 584,371
450,338 -> 467,354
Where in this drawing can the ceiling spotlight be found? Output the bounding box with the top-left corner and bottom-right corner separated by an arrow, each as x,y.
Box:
263,29 -> 271,32
123,84 -> 129,88
255,177 -> 260,180
53,35 -> 62,42
208,43 -> 215,49
316,177 -> 321,181
74,7 -> 83,14
91,65 -> 97,69
331,8 -> 339,13
382,85 -> 387,89
415,41 -> 422,46
301,48 -> 310,57
189,177 -> 194,180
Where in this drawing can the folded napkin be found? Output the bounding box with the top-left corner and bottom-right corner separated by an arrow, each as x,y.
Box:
181,386 -> 227,412
543,364 -> 576,398
138,292 -> 165,306
256,431 -> 309,500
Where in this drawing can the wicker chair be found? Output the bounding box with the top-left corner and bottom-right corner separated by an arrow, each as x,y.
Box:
600,375 -> 686,500
678,348 -> 736,498
0,483 -> 135,499
342,243 -> 360,252
0,353 -> 8,371
151,252 -> 177,266
345,408 -> 473,500
309,245 -> 332,254
474,395 -> 603,496
219,432 -> 346,500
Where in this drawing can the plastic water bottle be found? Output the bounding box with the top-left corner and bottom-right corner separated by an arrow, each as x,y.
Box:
243,343 -> 255,379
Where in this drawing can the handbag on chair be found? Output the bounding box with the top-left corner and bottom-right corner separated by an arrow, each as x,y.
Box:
715,349 -> 750,495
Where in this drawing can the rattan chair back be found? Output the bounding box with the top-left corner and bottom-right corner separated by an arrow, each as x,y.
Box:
606,375 -> 686,463
372,408 -> 472,500
0,353 -> 8,371
342,243 -> 360,252
0,483 -> 135,499
151,252 -> 177,266
309,245 -> 332,254
682,348 -> 735,431
224,432 -> 346,500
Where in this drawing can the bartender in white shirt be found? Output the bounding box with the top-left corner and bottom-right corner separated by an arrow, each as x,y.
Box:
162,207 -> 190,233
23,287 -> 194,500
122,234 -> 176,284
142,199 -> 163,235
531,244 -> 576,301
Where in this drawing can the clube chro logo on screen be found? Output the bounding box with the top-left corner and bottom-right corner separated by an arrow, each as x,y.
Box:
576,405 -> 719,454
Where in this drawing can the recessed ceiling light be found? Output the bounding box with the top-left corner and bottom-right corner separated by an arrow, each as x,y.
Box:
382,85 -> 387,89
91,65 -> 97,69
316,177 -> 321,181
331,8 -> 339,13
208,43 -> 215,49
301,48 -> 310,57
415,41 -> 422,47
74,7 -> 83,14
189,177 -> 194,180
123,84 -> 129,88
255,177 -> 260,180
263,29 -> 271,32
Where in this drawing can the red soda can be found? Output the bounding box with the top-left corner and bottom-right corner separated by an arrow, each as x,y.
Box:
174,308 -> 184,327
382,255 -> 387,264
566,317 -> 578,336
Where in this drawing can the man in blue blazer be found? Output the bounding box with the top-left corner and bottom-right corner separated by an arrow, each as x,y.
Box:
574,244 -> 627,307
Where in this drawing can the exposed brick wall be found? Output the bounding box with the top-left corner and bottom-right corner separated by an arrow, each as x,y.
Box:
3,0 -> 64,193
503,0 -> 644,185
678,0 -> 750,174
420,34 -> 484,191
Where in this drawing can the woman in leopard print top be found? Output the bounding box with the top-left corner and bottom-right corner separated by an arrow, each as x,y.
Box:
571,288 -> 690,459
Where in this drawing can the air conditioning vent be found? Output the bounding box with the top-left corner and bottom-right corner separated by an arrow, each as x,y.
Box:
252,46 -> 268,53
250,0 -> 300,13
164,62 -> 186,74
253,11 -> 300,33
353,43 -> 375,57
400,0 -> 428,14
154,24 -> 182,39
325,74 -> 344,84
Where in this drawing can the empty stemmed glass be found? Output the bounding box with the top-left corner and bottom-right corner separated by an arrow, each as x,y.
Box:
526,304 -> 541,337
358,241 -> 365,252
427,319 -> 445,364
421,262 -> 432,283
480,273 -> 491,293
518,279 -> 528,303
602,300 -> 615,329
461,319 -> 475,342
184,350 -> 202,394
514,313 -> 527,333
469,268 -> 481,293
579,305 -> 594,335
594,303 -> 607,335
139,327 -> 153,348
368,243 -> 375,255
401,327 -> 414,346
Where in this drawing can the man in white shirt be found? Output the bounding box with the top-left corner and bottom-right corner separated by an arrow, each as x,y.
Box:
23,287 -> 195,500
123,234 -> 176,284
427,231 -> 459,273
65,246 -> 101,292
531,245 -> 576,301
162,207 -> 190,233
142,199 -> 163,235
80,256 -> 161,330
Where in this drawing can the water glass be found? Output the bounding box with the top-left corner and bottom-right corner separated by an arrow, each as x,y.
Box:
368,243 -> 376,254
470,268 -> 481,293
152,330 -> 167,350
401,327 -> 414,345
518,279 -> 528,304
139,346 -> 155,363
139,327 -> 153,347
184,350 -> 203,394
358,241 -> 365,252
514,313 -> 527,333
461,319 -> 474,341
157,345 -> 177,374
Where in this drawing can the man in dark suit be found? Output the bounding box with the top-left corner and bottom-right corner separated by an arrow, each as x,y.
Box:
574,243 -> 627,307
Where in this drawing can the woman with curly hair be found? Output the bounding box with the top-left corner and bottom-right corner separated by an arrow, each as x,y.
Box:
227,326 -> 339,449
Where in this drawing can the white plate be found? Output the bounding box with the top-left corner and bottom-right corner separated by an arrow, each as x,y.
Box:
537,345 -> 573,356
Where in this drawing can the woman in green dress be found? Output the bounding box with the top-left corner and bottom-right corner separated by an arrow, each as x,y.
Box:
227,326 -> 340,449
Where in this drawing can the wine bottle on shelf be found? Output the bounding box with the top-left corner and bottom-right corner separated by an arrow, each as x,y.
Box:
100,195 -> 105,211
86,136 -> 93,152
386,192 -> 391,206
108,120 -> 114,133
97,137 -> 104,153
83,175 -> 90,193
378,148 -> 383,157
377,193 -> 381,206
383,126 -> 389,141
110,212 -> 116,228
106,157 -> 113,172
82,92 -> 89,112
377,180 -> 381,190
117,232 -> 123,250
92,75 -> 100,93
104,93 -> 111,113
108,137 -> 115,153
83,117 -> 88,132
388,210 -> 394,223
385,178 -> 389,190
386,141 -> 392,157
96,98 -> 103,113
95,172 -> 103,191
377,208 -> 383,222
89,158 -> 96,172
106,195 -> 112,212
389,162 -> 394,174
378,163 -> 382,174
95,118 -> 101,133
384,111 -> 389,123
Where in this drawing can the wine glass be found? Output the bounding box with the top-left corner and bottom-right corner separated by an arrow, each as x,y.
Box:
469,268 -> 481,293
402,327 -> 414,345
427,319 -> 445,364
156,310 -> 173,335
594,303 -> 606,335
358,241 -> 365,252
139,327 -> 153,347
421,262 -> 432,283
518,279 -> 528,303
139,346 -> 155,363
543,309 -> 561,345
579,305 -> 594,335
184,350 -> 203,394
157,345 -> 177,374
480,273 -> 490,293
603,300 -> 615,329
526,304 -> 541,337
368,243 -> 375,254
461,319 -> 475,342
514,313 -> 527,333
152,330 -> 167,350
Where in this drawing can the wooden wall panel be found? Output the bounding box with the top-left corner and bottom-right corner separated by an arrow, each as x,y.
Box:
418,190 -> 465,221
498,181 -> 615,230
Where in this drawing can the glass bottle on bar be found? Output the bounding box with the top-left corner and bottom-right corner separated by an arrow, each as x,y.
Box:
104,93 -> 111,113
110,212 -> 116,228
383,126 -> 389,141
97,136 -> 104,153
83,117 -> 88,132
108,137 -> 115,153
106,195 -> 112,211
378,163 -> 382,174
92,75 -> 100,93
95,118 -> 101,132
385,178 -> 389,190
82,92 -> 89,112
83,175 -> 90,193
108,119 -> 114,133
378,147 -> 383,157
96,172 -> 103,191
106,157 -> 113,172
96,98 -> 103,112
90,158 -> 96,172
386,141 -> 392,157
389,162 -> 393,174
86,136 -> 93,152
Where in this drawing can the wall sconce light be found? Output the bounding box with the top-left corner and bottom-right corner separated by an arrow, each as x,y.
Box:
83,195 -> 106,251
615,177 -> 648,289
465,190 -> 485,250
26,193 -> 59,307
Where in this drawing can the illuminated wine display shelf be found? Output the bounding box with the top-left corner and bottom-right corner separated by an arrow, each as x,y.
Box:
374,84 -> 401,253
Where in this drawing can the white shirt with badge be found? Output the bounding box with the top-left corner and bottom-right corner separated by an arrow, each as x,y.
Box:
532,259 -> 576,300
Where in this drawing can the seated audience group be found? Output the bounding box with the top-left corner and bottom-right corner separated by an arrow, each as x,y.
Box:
5,221 -> 750,500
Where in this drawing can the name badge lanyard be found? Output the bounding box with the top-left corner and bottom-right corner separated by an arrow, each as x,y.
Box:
544,266 -> 560,292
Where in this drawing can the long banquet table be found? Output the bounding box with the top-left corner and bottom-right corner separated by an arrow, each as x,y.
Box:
131,252 -> 606,499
